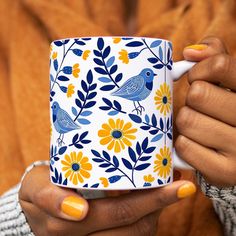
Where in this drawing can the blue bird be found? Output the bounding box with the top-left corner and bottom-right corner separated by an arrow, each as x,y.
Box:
111,68 -> 157,114
51,101 -> 80,146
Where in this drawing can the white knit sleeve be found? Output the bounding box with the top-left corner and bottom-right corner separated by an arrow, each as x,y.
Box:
0,161 -> 50,236
197,172 -> 236,236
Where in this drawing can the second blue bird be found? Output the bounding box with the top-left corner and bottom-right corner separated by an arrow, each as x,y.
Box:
51,101 -> 81,146
111,68 -> 157,114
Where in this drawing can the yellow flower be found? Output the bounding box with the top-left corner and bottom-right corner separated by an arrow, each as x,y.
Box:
67,83 -> 75,98
118,49 -> 129,64
154,146 -> 172,178
100,177 -> 109,187
154,82 -> 171,116
61,151 -> 92,185
82,50 -> 91,60
52,52 -> 58,60
72,63 -> 80,78
143,174 -> 155,183
113,37 -> 121,44
98,118 -> 137,153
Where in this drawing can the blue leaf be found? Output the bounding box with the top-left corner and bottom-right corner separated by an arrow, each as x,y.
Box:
72,49 -> 83,56
159,47 -> 163,61
53,60 -> 58,71
103,46 -> 111,59
54,168 -> 59,180
75,143 -> 83,149
167,133 -> 172,140
80,131 -> 88,140
77,90 -> 85,101
50,74 -> 54,82
54,40 -> 63,46
167,176 -> 171,183
100,85 -> 115,91
99,106 -> 111,111
81,139 -> 91,144
105,168 -> 117,173
168,42 -> 173,50
99,163 -> 111,168
145,114 -> 150,124
142,137 -> 148,151
158,179 -> 164,185
87,70 -> 93,84
106,56 -> 115,67
78,118 -> 90,125
129,114 -> 142,123
92,158 -> 104,163
122,158 -> 133,170
152,114 -> 157,126
97,38 -> 104,50
91,150 -> 101,157
81,80 -> 88,92
102,98 -> 112,106
102,150 -> 111,161
84,101 -> 96,108
108,175 -> 122,183
108,110 -> 119,116
140,126 -> 150,130
87,92 -> 97,100
126,41 -> 144,47
83,184 -> 88,188
113,156 -> 119,167
91,183 -> 99,188
148,58 -> 158,64
59,146 -> 67,155
128,147 -> 136,162
58,75 -> 69,81
95,67 -> 107,75
54,157 -> 59,161
128,52 -> 140,59
135,163 -> 150,171
80,111 -> 92,116
63,39 -> 70,44
110,65 -> 118,74
167,118 -> 170,129
62,178 -> 68,186
54,146 -> 57,155
113,100 -> 121,110
136,142 -> 141,155
144,146 -> 156,154
74,40 -> 86,45
94,58 -> 104,66
62,66 -> 72,74
139,156 -> 152,161
89,83 -> 97,91
144,182 -> 152,187
72,134 -> 79,143
115,73 -> 123,83
167,48 -> 171,61
167,65 -> 172,70
60,86 -> 67,93
82,38 -> 91,41
160,118 -> 164,130
75,98 -> 82,108
98,77 -> 111,83
58,173 -> 62,184
149,129 -> 159,135
153,64 -> 164,69
150,40 -> 162,48
151,134 -> 163,142
93,50 -> 102,57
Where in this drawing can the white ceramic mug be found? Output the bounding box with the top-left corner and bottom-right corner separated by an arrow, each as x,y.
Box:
49,37 -> 194,195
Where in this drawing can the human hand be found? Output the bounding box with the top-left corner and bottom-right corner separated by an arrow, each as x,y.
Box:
175,37 -> 236,187
19,165 -> 196,236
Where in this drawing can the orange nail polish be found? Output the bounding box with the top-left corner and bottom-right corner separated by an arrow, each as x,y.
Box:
61,196 -> 86,219
185,44 -> 208,51
177,183 -> 196,199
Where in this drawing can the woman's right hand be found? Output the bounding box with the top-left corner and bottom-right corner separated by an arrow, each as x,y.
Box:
19,165 -> 196,236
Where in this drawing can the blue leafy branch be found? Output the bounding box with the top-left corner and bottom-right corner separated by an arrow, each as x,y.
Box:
51,166 -> 68,186
93,38 -> 123,91
50,145 -> 67,165
69,131 -> 91,149
99,98 -> 127,116
73,70 -> 97,124
91,149 -> 136,187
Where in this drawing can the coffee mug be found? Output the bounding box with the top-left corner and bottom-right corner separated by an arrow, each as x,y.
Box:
49,36 -> 194,192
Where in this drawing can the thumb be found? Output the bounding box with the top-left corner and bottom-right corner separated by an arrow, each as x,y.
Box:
19,165 -> 89,221
183,37 -> 228,62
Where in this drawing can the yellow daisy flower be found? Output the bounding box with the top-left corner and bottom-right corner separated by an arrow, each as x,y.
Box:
154,82 -> 171,116
82,50 -> 91,60
98,118 -> 137,153
67,83 -> 75,98
100,177 -> 109,187
113,37 -> 121,44
118,49 -> 129,64
61,151 -> 92,185
154,146 -> 172,178
72,63 -> 80,78
143,174 -> 155,183
52,51 -> 58,60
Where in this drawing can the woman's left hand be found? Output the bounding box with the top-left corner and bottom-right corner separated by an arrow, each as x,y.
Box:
175,37 -> 236,187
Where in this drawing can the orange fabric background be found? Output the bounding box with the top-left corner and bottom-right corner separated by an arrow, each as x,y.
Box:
1,0 -> 236,235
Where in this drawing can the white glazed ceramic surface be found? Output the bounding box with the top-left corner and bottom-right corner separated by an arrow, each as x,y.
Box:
49,37 -> 184,190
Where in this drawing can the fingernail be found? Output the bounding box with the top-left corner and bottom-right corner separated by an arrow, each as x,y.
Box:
177,183 -> 196,199
61,196 -> 86,220
185,44 -> 208,51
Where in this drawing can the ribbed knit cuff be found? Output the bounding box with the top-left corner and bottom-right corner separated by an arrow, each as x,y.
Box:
0,160 -> 50,236
197,171 -> 236,236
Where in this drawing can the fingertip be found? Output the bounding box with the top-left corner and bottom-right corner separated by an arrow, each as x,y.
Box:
183,44 -> 208,62
177,182 -> 197,199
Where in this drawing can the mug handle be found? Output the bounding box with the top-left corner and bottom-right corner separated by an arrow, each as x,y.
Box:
172,60 -> 196,169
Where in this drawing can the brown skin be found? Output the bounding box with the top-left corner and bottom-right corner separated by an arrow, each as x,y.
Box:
19,36 -> 235,235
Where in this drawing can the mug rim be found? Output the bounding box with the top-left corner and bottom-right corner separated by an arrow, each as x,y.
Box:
51,36 -> 172,46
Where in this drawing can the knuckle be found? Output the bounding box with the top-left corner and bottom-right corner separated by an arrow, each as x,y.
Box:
175,135 -> 191,156
176,106 -> 193,132
46,218 -> 64,236
211,54 -> 230,75
134,217 -> 155,236
33,184 -> 53,207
